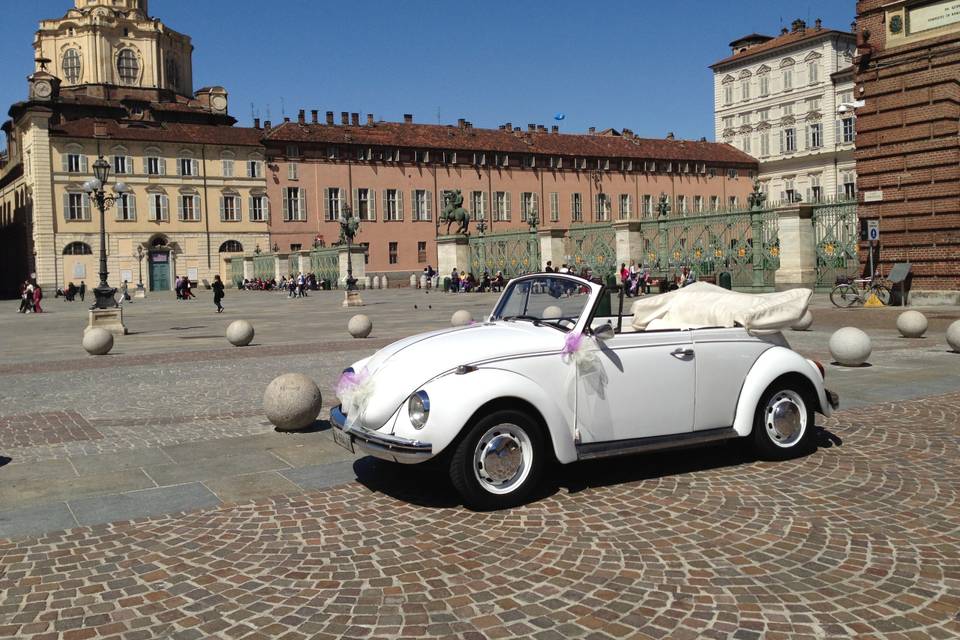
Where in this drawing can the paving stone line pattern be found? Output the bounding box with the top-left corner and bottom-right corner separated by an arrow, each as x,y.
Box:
1,394 -> 958,639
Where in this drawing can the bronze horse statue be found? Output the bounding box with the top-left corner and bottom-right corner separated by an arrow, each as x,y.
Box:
441,190 -> 470,235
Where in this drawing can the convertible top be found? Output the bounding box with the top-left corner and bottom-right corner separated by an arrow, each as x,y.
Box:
630,282 -> 812,332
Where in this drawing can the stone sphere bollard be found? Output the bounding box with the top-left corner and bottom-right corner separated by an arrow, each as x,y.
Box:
829,327 -> 872,366
226,320 -> 254,347
542,305 -> 564,320
82,328 -> 114,356
451,309 -> 473,327
947,320 -> 960,352
348,314 -> 372,338
263,373 -> 323,432
896,310 -> 928,338
791,310 -> 814,332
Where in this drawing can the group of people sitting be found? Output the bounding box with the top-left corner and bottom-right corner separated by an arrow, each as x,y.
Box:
54,281 -> 86,302
239,277 -> 278,291
448,268 -> 507,293
619,262 -> 697,296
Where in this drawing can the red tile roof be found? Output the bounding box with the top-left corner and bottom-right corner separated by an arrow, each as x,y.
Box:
263,121 -> 757,166
50,118 -> 261,146
711,27 -> 853,69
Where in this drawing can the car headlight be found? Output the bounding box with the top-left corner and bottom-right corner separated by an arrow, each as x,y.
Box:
408,390 -> 430,429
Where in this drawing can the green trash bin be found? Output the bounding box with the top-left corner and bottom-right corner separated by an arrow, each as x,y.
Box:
719,272 -> 732,290
443,277 -> 451,292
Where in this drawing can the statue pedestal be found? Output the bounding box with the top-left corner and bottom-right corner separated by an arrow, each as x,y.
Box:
85,308 -> 128,336
134,285 -> 146,299
436,235 -> 471,282
342,290 -> 364,307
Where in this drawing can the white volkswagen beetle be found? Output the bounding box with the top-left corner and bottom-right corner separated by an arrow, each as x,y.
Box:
331,274 -> 838,510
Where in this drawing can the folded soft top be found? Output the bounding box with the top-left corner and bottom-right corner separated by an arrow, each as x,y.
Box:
630,282 -> 812,332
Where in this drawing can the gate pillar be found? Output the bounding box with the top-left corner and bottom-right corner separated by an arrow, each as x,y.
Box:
612,221 -> 642,280
537,228 -> 566,270
437,235 -> 470,280
242,256 -> 254,280
775,205 -> 817,290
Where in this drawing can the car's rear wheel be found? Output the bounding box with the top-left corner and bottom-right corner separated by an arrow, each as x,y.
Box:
752,383 -> 814,460
449,409 -> 546,510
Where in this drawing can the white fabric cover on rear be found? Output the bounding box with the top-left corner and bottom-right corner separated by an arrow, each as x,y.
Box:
630,282 -> 812,332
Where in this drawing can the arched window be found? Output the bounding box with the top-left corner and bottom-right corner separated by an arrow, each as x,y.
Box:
62,49 -> 82,83
117,49 -> 139,85
63,242 -> 92,255
219,240 -> 243,253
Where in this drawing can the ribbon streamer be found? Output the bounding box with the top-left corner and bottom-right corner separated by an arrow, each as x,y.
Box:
335,368 -> 376,428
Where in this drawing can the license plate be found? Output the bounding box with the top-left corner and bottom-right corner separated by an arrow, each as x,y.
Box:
332,427 -> 354,453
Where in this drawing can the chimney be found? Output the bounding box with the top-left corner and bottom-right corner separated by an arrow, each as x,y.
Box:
666,132 -> 675,140
513,127 -> 521,132
403,113 -> 413,124
504,122 -> 512,130
297,109 -> 305,124
366,113 -> 374,125
351,113 -> 359,126
264,120 -> 272,131
253,118 -> 260,129
588,127 -> 596,134
528,124 -> 536,132
93,121 -> 108,137
457,118 -> 466,128
466,121 -> 473,129
815,18 -> 822,31
551,125 -> 558,134
781,27 -> 789,35
311,110 -> 318,124
326,111 -> 334,125
700,136 -> 707,142
498,125 -> 505,130
283,116 -> 290,123
341,111 -> 349,125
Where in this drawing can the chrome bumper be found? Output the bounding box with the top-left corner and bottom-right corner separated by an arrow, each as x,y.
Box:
330,405 -> 433,464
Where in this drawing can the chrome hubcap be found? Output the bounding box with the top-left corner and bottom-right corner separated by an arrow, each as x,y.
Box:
473,423 -> 532,494
764,390 -> 807,448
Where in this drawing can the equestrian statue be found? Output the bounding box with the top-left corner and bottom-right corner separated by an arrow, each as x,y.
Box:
440,190 -> 471,235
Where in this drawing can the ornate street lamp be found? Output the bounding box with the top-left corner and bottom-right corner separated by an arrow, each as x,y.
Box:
134,244 -> 145,296
476,216 -> 487,236
338,204 -> 360,291
82,155 -> 129,309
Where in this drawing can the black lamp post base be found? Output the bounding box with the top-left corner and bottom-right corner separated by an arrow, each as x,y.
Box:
92,286 -> 118,310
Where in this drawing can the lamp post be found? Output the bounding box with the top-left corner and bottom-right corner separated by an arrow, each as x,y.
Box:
134,244 -> 145,297
82,155 -> 129,310
338,204 -> 363,306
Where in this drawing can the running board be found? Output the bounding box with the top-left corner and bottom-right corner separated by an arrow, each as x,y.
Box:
576,427 -> 739,461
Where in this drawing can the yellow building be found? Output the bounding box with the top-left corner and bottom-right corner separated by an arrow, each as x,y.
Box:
0,0 -> 267,294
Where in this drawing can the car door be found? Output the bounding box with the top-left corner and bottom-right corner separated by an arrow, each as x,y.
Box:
690,328 -> 770,430
576,330 -> 695,444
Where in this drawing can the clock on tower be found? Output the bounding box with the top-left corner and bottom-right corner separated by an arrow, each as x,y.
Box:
29,58 -> 61,102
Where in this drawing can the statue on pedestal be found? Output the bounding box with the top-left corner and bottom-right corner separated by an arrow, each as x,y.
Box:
441,190 -> 471,235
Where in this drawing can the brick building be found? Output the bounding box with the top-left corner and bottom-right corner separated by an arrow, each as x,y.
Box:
261,112 -> 758,276
855,0 -> 960,290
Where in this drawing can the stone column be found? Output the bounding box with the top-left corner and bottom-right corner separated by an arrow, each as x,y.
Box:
337,246 -> 366,287
775,205 -> 817,290
537,228 -> 566,271
612,221 -> 642,282
275,253 -> 290,280
436,235 -> 470,281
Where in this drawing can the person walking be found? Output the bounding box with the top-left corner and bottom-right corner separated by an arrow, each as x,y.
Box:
18,281 -> 32,313
79,280 -> 86,301
32,283 -> 43,313
212,274 -> 225,313
183,277 -> 195,300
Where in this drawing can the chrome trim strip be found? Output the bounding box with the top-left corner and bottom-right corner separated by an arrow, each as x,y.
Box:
330,406 -> 433,463
576,427 -> 739,461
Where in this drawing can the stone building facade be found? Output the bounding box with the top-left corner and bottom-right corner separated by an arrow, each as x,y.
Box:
261,112 -> 758,276
855,0 -> 960,290
712,20 -> 858,205
0,0 -> 266,295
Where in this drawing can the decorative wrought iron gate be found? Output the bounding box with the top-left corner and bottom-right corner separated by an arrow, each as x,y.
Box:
229,257 -> 243,286
309,247 -> 340,284
469,230 -> 540,278
564,223 -> 617,278
252,254 -> 275,280
811,201 -> 858,290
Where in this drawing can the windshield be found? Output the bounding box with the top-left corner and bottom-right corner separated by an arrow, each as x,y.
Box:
491,275 -> 594,331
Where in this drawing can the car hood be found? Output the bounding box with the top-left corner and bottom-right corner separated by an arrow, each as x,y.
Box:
343,321 -> 562,430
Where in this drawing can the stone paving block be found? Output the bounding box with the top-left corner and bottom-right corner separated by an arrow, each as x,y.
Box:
279,460 -> 358,490
68,482 -> 220,527
0,458 -> 76,482
266,438 -> 354,467
0,502 -> 77,539
203,471 -> 302,504
0,468 -> 154,509
69,448 -> 174,475
160,433 -> 286,464
143,451 -> 291,486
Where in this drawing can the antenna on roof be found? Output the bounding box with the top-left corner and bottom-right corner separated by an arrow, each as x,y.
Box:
437,106 -> 441,124
265,104 -> 271,120
249,102 -> 256,123
280,97 -> 286,118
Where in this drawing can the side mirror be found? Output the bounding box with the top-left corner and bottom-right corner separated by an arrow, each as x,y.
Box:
593,322 -> 615,341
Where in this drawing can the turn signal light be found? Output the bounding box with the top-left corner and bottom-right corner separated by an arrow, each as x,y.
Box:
814,360 -> 825,379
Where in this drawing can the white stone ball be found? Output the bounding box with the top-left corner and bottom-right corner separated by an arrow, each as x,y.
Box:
896,310 -> 928,338
829,327 -> 872,366
451,309 -> 473,327
226,320 -> 254,347
348,314 -> 372,339
791,310 -> 813,332
263,373 -> 322,432
947,320 -> 960,353
82,328 -> 114,356
543,305 -> 564,320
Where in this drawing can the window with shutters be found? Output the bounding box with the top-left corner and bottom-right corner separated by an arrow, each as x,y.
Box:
284,187 -> 305,221
221,157 -> 234,177
325,187 -> 341,221
496,153 -> 509,167
113,154 -> 130,175
843,172 -> 856,199
288,163 -> 299,180
290,243 -> 302,252
388,242 -> 398,264
643,194 -> 653,217
784,178 -> 797,203
550,192 -> 559,222
741,79 -> 750,101
285,145 -> 300,158
784,128 -> 796,153
413,189 -> 431,221
618,194 -> 631,219
677,195 -> 687,215
759,75 -> 769,97
594,193 -> 611,221
760,132 -> 770,157
472,152 -> 486,166
520,192 -> 538,222
809,175 -> 822,202
116,193 -> 136,221
418,241 -> 427,263
572,193 -> 583,222
741,135 -> 751,153
524,155 -> 536,168
710,196 -> 720,212
809,123 -> 823,149
179,194 -> 201,221
727,168 -> 738,179
247,159 -> 262,178
471,191 -> 486,220
728,196 -> 739,211
148,193 -> 169,221
67,154 -> 83,173
694,195 -> 704,213
494,192 -> 510,221
842,118 -> 855,143
808,62 -> 819,84
66,192 -> 89,220
327,146 -> 339,160
385,189 -> 401,221
146,156 -> 163,175
723,85 -> 733,105
783,68 -> 793,91
722,115 -> 734,130
221,194 -> 240,221
249,195 -> 267,222
807,97 -> 822,112
414,150 -> 429,163
782,103 -> 794,117
356,188 -> 374,221
179,156 -> 196,177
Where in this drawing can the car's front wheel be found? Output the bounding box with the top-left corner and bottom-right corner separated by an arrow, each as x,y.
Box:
449,409 -> 546,510
752,383 -> 815,460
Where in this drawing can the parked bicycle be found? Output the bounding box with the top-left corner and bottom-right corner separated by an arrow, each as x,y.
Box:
830,276 -> 891,308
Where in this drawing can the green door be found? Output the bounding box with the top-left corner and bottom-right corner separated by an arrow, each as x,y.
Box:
149,252 -> 170,291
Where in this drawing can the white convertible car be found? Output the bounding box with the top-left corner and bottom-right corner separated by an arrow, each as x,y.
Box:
331,274 -> 838,510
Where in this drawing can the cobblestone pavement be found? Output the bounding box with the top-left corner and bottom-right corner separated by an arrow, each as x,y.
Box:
0,392 -> 958,639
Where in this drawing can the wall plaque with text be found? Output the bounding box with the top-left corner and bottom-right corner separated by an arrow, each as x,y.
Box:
910,1 -> 960,34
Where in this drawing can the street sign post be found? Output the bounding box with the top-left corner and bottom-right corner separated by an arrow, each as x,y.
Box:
867,220 -> 880,278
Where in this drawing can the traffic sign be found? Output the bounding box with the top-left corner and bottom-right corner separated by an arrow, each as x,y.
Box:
867,220 -> 880,242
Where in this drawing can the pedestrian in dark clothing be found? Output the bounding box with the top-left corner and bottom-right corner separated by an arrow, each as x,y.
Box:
79,281 -> 86,301
212,275 -> 225,313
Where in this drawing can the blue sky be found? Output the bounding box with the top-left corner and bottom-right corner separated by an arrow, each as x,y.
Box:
1,0 -> 854,144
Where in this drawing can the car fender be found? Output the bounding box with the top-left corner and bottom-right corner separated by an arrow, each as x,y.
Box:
732,346 -> 830,437
391,367 -> 578,464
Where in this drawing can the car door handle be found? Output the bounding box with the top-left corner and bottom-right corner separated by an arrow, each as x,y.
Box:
671,348 -> 695,359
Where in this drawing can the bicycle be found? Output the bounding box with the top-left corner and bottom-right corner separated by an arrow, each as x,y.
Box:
830,276 -> 891,308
